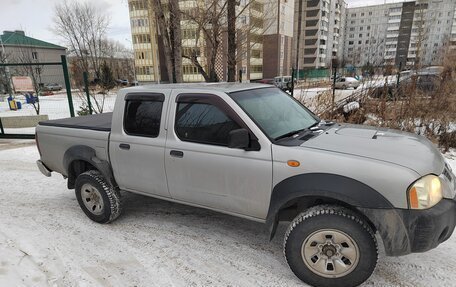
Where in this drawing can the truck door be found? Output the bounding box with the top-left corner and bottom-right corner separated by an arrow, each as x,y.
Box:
109,92 -> 171,198
164,90 -> 273,220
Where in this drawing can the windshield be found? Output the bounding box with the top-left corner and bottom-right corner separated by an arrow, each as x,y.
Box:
229,87 -> 319,140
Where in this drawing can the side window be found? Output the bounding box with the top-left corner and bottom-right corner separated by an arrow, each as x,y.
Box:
124,100 -> 163,137
175,102 -> 241,146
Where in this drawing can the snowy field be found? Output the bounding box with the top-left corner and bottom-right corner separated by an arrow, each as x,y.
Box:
0,143 -> 455,287
0,92 -> 117,134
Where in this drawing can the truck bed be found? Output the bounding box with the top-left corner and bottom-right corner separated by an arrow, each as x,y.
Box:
39,113 -> 112,132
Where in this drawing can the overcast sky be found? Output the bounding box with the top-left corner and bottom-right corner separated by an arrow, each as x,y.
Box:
1,0 -> 403,49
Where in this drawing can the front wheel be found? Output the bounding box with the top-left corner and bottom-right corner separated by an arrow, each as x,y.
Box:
284,205 -> 378,287
75,170 -> 122,223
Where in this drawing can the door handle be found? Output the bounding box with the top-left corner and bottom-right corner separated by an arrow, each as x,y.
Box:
119,143 -> 130,150
170,150 -> 184,158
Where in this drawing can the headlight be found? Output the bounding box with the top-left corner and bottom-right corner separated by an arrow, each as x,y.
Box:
408,175 -> 443,209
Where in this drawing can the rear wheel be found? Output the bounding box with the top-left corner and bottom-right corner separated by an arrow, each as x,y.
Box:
75,170 -> 122,223
284,205 -> 378,287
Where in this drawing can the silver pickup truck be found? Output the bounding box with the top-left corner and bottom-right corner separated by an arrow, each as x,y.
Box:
36,83 -> 456,287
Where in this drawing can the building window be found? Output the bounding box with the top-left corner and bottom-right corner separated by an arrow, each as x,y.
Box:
32,52 -> 38,60
133,34 -> 151,44
349,41 -> 354,45
182,29 -> 197,40
251,50 -> 261,58
389,7 -> 401,13
351,13 -> 356,17
183,65 -> 199,75
129,0 -> 148,11
251,65 -> 262,73
350,27 -> 354,31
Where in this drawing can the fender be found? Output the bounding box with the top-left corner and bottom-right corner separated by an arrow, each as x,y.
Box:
63,145 -> 116,189
266,173 -> 394,239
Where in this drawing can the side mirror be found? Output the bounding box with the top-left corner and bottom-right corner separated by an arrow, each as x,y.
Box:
228,128 -> 250,149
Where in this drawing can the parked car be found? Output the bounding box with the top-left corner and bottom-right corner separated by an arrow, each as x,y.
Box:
330,72 -> 341,81
36,83 -> 456,287
116,79 -> 129,86
255,78 -> 274,85
273,76 -> 296,92
370,73 -> 442,99
333,77 -> 360,89
43,83 -> 62,91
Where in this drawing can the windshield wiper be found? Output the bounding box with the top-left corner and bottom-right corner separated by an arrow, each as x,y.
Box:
274,128 -> 307,141
273,120 -> 323,141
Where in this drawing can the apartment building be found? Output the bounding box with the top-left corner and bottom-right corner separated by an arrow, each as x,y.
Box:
128,0 -> 264,83
343,0 -> 456,68
263,0 -> 294,78
129,0 -> 160,82
0,30 -> 67,87
292,0 -> 346,70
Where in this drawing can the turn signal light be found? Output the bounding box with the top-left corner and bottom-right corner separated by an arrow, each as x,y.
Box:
409,187 -> 419,209
287,160 -> 300,167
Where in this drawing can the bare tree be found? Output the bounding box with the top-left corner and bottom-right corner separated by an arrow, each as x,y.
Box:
181,0 -> 228,82
227,0 -> 237,82
151,0 -> 183,83
53,0 -> 110,80
12,43 -> 43,115
53,0 -> 115,114
181,0 -> 269,82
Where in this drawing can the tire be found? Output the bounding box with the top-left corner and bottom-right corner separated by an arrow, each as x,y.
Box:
284,205 -> 378,287
75,170 -> 122,223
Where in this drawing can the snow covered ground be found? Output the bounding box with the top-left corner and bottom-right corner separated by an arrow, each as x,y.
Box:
0,92 -> 117,135
0,144 -> 455,286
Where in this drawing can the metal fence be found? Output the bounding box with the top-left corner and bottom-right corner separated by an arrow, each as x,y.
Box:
0,55 -> 74,139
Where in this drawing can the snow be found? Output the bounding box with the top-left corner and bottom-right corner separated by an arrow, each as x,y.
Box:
0,92 -> 117,119
1,144 -> 456,287
0,92 -> 117,135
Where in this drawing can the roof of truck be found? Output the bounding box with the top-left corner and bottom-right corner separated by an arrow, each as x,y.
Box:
121,83 -> 273,94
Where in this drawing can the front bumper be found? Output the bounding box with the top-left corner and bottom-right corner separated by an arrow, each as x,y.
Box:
359,198 -> 456,256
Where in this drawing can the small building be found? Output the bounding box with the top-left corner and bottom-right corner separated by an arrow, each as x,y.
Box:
0,30 -> 67,91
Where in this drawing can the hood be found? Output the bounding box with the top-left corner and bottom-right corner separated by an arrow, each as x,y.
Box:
302,124 -> 444,176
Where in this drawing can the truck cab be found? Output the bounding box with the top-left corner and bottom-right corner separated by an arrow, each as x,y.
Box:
36,83 -> 456,287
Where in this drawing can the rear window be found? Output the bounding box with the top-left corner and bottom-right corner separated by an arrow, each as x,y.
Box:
124,100 -> 163,137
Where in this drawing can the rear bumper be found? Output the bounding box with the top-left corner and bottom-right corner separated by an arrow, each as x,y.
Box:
36,160 -> 52,177
359,198 -> 456,256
